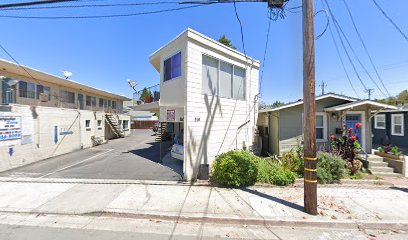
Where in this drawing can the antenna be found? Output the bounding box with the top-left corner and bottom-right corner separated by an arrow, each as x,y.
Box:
62,71 -> 73,79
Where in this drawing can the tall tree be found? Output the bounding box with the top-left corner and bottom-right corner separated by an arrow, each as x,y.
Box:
218,35 -> 236,49
376,89 -> 408,105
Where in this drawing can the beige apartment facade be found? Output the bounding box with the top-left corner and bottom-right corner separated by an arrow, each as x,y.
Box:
0,59 -> 130,172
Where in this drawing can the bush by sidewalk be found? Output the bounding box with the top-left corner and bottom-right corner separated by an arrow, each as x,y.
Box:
317,151 -> 344,184
256,158 -> 296,186
211,150 -> 258,187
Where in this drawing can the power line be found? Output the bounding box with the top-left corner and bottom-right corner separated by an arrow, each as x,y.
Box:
371,0 -> 408,43
0,0 -> 78,9
322,0 -> 368,94
342,0 -> 392,97
232,1 -> 246,56
326,20 -> 360,98
259,8 -> 272,97
0,4 -> 212,19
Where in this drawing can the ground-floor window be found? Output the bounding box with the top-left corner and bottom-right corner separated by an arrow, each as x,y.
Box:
316,113 -> 327,141
391,114 -> 404,136
122,120 -> 129,130
85,120 -> 91,130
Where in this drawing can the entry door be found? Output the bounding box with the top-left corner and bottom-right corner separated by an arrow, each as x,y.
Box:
345,114 -> 362,141
78,94 -> 84,110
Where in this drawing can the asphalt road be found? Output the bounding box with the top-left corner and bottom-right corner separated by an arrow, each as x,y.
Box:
0,129 -> 183,181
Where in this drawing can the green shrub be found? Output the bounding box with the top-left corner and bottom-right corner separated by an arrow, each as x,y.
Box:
391,146 -> 402,156
317,152 -> 344,184
211,150 -> 258,187
256,158 -> 296,186
279,149 -> 304,176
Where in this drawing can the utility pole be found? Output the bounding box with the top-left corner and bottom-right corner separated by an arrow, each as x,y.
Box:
302,0 -> 318,215
319,81 -> 327,95
366,88 -> 374,100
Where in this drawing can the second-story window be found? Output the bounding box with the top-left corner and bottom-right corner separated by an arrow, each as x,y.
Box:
60,90 -> 75,103
18,81 -> 51,100
163,52 -> 182,82
112,101 -> 117,109
86,96 -> 96,106
99,98 -> 104,107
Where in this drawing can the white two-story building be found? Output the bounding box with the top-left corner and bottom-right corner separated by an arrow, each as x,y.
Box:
138,29 -> 260,181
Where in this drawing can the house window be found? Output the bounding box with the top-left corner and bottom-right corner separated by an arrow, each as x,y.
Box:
316,113 -> 327,141
60,90 -> 75,103
391,114 -> 404,136
201,54 -> 246,100
202,55 -> 219,95
219,61 -> 233,98
163,52 -> 182,81
375,114 -> 386,129
233,66 -> 246,100
85,120 -> 91,129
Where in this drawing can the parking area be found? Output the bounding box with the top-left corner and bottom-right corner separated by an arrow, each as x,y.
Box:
0,129 -> 183,181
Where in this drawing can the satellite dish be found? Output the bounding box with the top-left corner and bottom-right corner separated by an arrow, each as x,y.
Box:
128,79 -> 138,88
62,71 -> 73,79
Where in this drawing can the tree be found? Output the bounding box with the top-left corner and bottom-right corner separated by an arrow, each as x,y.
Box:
139,87 -> 153,102
218,35 -> 236,49
376,89 -> 408,105
272,101 -> 285,108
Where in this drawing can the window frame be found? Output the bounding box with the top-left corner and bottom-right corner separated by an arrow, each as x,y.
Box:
60,90 -> 75,104
374,114 -> 386,129
391,114 -> 404,136
316,112 -> 327,142
163,51 -> 182,82
201,54 -> 246,101
85,120 -> 91,130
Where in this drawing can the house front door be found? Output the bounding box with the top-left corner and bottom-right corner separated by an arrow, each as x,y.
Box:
345,114 -> 362,142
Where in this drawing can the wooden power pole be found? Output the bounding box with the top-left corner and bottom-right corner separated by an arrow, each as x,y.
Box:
302,0 -> 318,215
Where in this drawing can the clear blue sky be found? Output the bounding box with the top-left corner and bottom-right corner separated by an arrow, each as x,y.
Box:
1,0 -> 407,103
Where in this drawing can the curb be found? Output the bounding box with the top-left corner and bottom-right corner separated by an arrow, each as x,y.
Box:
95,211 -> 408,230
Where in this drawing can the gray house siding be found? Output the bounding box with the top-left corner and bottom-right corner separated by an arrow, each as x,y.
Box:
372,111 -> 408,149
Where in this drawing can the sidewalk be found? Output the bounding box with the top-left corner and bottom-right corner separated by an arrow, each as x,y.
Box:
0,177 -> 408,230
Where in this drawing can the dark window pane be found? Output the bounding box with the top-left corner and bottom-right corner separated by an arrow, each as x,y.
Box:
19,81 -> 27,98
164,58 -> 172,81
316,128 -> 324,139
171,52 -> 182,79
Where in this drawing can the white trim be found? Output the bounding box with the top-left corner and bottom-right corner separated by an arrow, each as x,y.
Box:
316,112 -> 328,142
260,93 -> 357,113
374,114 -> 386,129
325,100 -> 398,112
345,111 -> 366,150
391,114 -> 405,136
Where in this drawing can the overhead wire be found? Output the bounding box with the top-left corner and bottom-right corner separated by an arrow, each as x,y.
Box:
259,8 -> 272,98
342,0 -> 391,98
371,0 -> 408,44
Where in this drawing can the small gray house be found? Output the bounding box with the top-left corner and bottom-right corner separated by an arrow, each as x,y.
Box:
258,93 -> 397,156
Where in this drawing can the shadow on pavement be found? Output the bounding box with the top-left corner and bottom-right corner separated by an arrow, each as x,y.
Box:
242,188 -> 304,212
129,141 -> 184,177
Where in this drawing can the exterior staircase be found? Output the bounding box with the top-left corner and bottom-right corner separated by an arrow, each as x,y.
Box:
367,154 -> 401,177
155,122 -> 168,142
105,113 -> 124,138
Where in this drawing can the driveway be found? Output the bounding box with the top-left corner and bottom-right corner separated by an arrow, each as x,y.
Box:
0,129 -> 183,181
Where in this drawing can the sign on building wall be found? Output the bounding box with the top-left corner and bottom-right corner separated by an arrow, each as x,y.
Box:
167,110 -> 175,122
0,116 -> 22,141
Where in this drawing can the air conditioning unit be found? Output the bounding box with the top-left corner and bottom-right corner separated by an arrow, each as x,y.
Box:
268,0 -> 284,8
39,93 -> 49,102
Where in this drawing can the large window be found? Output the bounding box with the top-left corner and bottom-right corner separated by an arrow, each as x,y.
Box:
316,113 -> 327,141
164,52 -> 182,81
391,114 -> 404,136
19,81 -> 51,100
60,90 -> 75,103
86,95 -> 96,107
375,114 -> 386,129
202,54 -> 246,100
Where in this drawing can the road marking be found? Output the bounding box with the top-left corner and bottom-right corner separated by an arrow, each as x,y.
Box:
38,149 -> 114,179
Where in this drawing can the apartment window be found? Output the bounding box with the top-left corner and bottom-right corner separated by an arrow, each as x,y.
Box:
316,113 -> 327,141
27,83 -> 36,99
123,120 -> 129,130
112,101 -> 117,109
91,96 -> 96,106
37,85 -> 51,101
391,114 -> 404,136
18,81 -> 28,98
202,54 -> 246,100
99,98 -> 104,107
164,51 -> 182,81
60,90 -> 75,103
97,120 -> 102,129
86,96 -> 96,106
85,120 -> 91,130
108,100 -> 112,108
375,114 -> 386,129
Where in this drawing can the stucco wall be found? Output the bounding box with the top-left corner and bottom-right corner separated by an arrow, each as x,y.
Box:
0,104 -> 129,172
